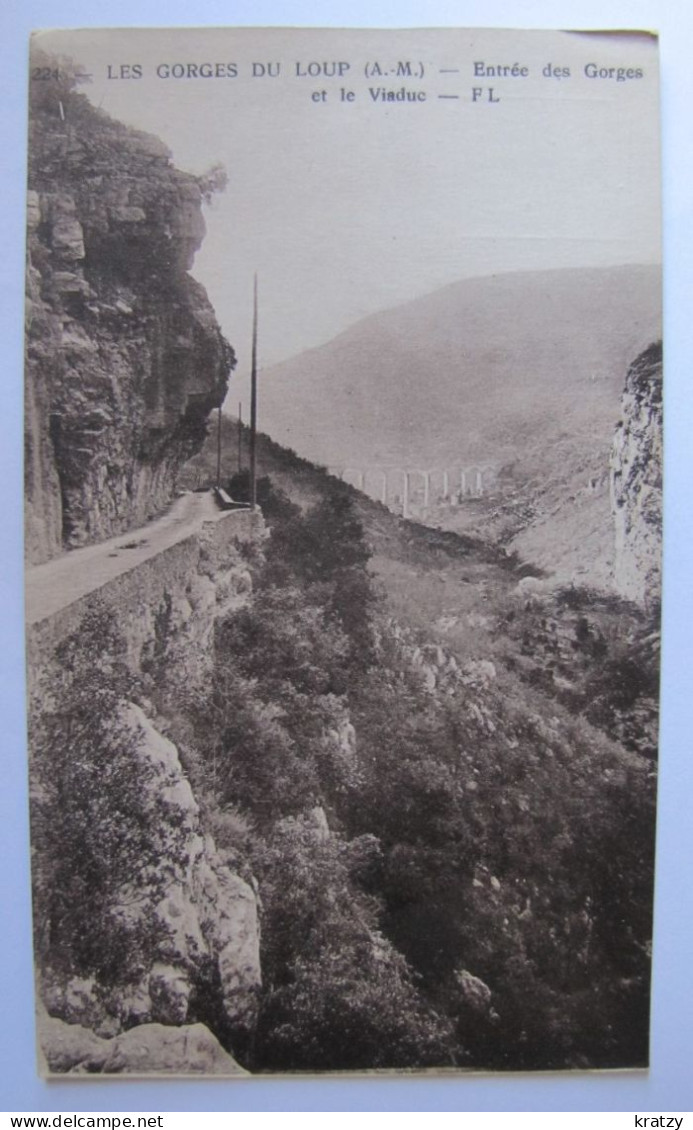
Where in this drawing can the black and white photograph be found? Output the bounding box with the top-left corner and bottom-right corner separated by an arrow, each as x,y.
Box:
24,26 -> 662,1077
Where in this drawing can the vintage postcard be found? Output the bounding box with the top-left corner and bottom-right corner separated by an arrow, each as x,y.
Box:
25,27 -> 662,1076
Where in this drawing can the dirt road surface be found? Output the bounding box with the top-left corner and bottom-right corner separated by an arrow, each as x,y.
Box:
26,492 -> 231,626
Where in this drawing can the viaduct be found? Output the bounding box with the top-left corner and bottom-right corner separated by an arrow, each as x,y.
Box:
328,465 -> 497,518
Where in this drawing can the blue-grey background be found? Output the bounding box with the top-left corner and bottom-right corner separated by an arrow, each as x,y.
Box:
2,0 -> 691,1113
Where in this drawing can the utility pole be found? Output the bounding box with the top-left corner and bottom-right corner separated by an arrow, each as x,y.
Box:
216,405 -> 222,488
237,401 -> 243,474
249,274 -> 258,509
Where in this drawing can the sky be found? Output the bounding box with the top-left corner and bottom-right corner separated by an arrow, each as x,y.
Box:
33,26 -> 661,397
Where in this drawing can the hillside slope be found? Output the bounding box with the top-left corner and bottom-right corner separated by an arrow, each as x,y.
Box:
176,419 -> 659,1069
254,266 -> 660,590
186,417 -> 660,761
258,265 -> 660,470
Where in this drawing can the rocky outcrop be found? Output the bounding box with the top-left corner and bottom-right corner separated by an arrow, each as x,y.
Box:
25,69 -> 234,564
453,969 -> 493,1015
41,703 -> 261,1050
39,1013 -> 248,1076
28,495 -> 266,1072
41,705 -> 262,1039
610,342 -> 663,607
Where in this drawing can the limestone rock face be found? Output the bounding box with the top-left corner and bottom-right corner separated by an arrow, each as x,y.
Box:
39,1013 -> 247,1076
25,76 -> 234,564
610,342 -> 663,607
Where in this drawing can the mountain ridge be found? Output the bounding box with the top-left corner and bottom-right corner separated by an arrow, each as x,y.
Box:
257,263 -> 661,471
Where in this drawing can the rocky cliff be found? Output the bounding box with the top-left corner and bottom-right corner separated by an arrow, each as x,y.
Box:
38,703 -> 261,1058
24,63 -> 263,1078
29,509 -> 266,1074
25,64 -> 234,564
610,342 -> 663,607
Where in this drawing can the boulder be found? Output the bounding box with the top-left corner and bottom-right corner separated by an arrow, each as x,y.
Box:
454,969 -> 493,1015
38,1013 -> 111,1074
39,1014 -> 247,1076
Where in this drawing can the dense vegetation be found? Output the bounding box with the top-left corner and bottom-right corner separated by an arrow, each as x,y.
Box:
171,468 -> 656,1071
30,447 -> 657,1072
30,613 -> 174,991
26,53 -> 660,1076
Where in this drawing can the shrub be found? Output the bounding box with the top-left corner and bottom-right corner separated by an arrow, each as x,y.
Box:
253,822 -> 456,1071
30,610 -> 184,988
